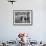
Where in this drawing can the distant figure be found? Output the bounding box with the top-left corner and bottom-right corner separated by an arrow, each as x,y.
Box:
20,16 -> 26,23
20,16 -> 23,22
24,17 -> 26,22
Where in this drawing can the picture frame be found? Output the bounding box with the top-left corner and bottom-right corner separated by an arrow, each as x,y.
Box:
13,10 -> 33,26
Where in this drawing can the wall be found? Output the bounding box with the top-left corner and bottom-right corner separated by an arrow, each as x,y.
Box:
0,0 -> 46,42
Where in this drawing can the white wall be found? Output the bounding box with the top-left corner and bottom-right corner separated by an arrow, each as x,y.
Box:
0,0 -> 46,42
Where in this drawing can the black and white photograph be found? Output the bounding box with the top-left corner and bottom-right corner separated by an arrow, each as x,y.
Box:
13,10 -> 32,25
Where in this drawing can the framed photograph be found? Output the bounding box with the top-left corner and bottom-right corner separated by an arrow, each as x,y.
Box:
13,10 -> 33,25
